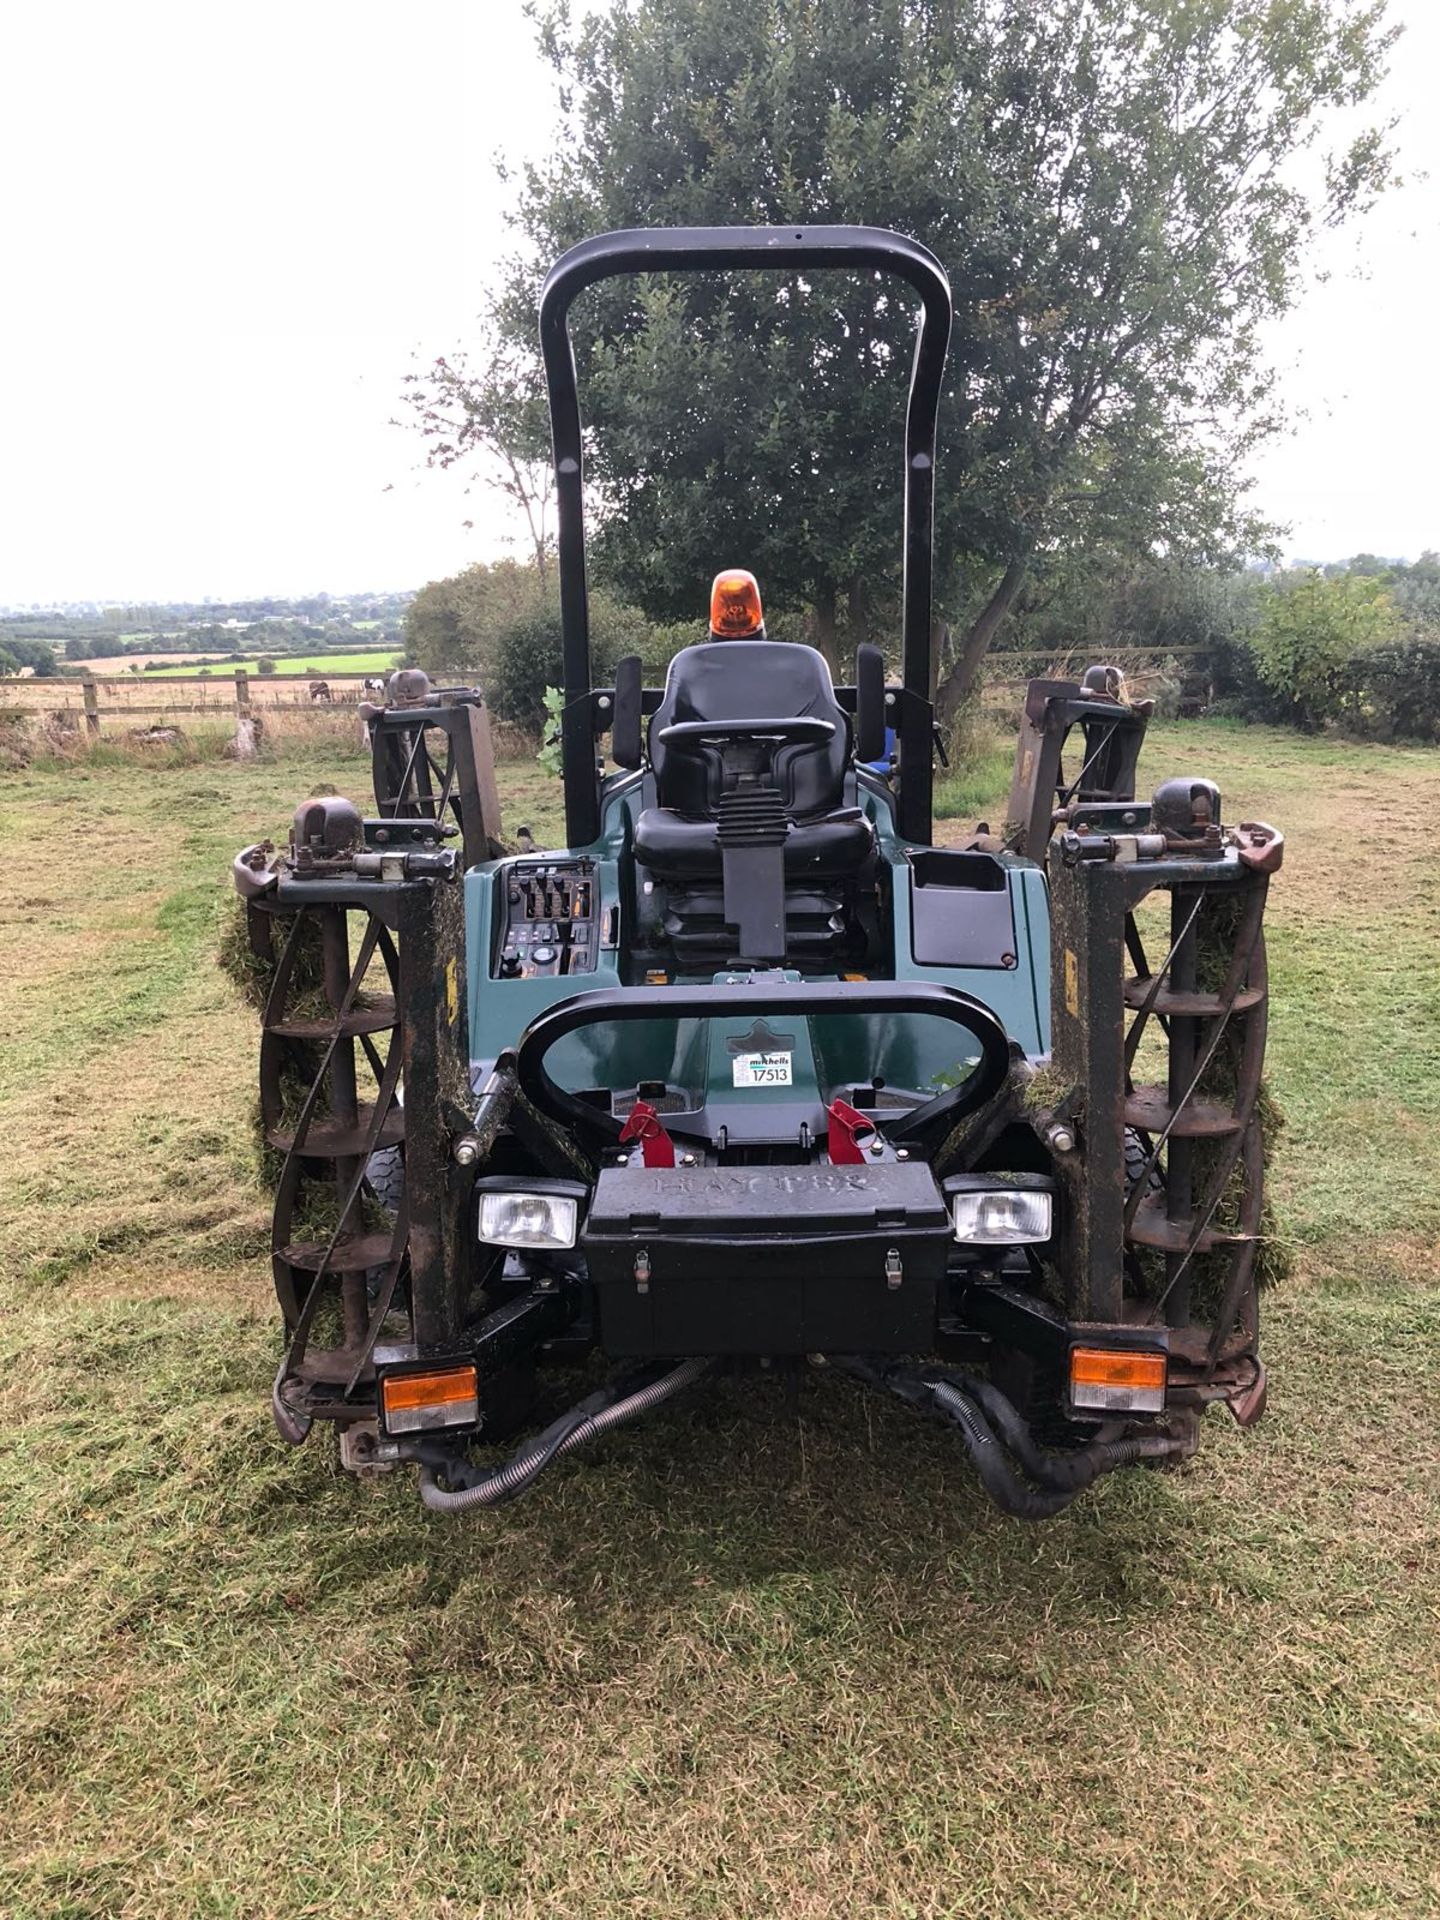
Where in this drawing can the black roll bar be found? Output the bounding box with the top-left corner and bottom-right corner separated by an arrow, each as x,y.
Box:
538,226 -> 953,846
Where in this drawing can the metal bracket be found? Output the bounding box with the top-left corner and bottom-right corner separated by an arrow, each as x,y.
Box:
339,1421 -> 402,1476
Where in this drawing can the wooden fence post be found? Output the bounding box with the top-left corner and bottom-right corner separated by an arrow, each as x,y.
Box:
83,680 -> 100,735
235,668 -> 250,715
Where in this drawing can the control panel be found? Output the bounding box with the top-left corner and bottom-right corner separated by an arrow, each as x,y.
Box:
494,859 -> 601,979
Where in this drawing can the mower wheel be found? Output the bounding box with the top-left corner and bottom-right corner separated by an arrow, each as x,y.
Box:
1125,1128 -> 1164,1198
365,1145 -> 405,1216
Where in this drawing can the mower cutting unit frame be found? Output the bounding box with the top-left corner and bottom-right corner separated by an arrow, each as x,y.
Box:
233,226 -> 1282,1519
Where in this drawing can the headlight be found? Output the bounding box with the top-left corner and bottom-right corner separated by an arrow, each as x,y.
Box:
477,1189 -> 579,1250
949,1185 -> 1052,1245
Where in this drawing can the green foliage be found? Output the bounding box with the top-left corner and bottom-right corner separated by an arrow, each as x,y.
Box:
256,657 -> 278,676
417,0 -> 1395,695
537,684 -> 565,775
1390,549 -> 1440,627
407,551 -> 698,728
488,589 -> 676,728
1345,632 -> 1440,743
1249,570 -> 1401,731
404,556 -> 543,683
189,623 -> 240,654
991,554 -> 1261,664
0,636 -> 60,676
488,604 -> 572,727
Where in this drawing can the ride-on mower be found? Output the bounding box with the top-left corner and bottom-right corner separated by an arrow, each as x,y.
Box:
231,227 -> 1282,1518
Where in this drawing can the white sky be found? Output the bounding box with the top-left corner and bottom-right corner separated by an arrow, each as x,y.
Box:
1,0 -> 1436,607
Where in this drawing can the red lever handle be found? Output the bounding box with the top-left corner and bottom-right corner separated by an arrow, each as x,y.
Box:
826,1096 -> 875,1166
618,1098 -> 677,1169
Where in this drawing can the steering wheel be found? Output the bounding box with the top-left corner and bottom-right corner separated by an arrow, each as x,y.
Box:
655,716 -> 836,748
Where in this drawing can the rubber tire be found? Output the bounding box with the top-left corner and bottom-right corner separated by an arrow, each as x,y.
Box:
366,1145 -> 405,1216
1125,1127 -> 1164,1198
363,1147 -> 408,1321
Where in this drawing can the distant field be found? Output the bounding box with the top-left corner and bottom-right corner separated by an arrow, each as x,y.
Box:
145,649 -> 403,678
61,649 -> 224,674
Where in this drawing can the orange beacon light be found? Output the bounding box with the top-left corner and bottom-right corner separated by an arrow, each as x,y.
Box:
709,569 -> 765,638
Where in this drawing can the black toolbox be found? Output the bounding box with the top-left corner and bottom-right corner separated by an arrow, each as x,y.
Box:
583,1161 -> 952,1355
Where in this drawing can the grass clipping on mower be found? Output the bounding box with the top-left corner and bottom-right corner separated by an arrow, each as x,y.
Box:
218,894 -> 328,1188
1138,889 -> 1291,1313
1196,890 -> 1290,1297
219,895 -> 395,1241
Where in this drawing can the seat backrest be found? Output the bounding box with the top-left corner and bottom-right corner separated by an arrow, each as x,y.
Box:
648,640 -> 850,818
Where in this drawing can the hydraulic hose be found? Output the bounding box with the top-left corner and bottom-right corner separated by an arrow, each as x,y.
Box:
925,1369 -> 1184,1491
416,1357 -> 711,1514
833,1356 -> 1185,1519
924,1381 -> 1085,1519
926,1380 -> 1184,1519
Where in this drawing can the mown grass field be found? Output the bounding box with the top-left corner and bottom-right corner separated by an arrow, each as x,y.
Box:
1,722 -> 1437,1918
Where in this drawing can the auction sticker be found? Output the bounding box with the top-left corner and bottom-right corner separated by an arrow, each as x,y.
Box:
732,1050 -> 793,1088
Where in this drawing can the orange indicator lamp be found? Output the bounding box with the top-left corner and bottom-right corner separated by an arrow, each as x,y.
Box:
709,569 -> 765,638
380,1364 -> 480,1435
1068,1345 -> 1167,1414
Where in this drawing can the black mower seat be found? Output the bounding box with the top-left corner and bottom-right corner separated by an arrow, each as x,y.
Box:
635,804 -> 871,877
635,640 -> 873,878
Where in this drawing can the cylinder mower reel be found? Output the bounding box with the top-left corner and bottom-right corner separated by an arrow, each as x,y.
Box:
231,222 -> 1282,1523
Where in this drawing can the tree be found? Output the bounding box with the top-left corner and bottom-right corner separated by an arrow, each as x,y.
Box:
991,550 -> 1261,669
402,337 -> 557,586
412,0 -> 1395,710
0,637 -> 60,677
406,551 -> 684,718
405,557 -> 548,682
248,619 -> 296,650
1391,550 -> 1440,629
1249,568 -> 1400,729
484,591 -> 665,727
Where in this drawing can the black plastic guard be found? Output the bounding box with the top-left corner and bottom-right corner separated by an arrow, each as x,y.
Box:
584,1159 -> 951,1355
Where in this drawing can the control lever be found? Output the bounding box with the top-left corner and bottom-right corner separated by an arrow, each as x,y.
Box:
618,1099 -> 676,1169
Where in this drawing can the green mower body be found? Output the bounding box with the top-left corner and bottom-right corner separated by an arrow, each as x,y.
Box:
235,227 -> 1282,1517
